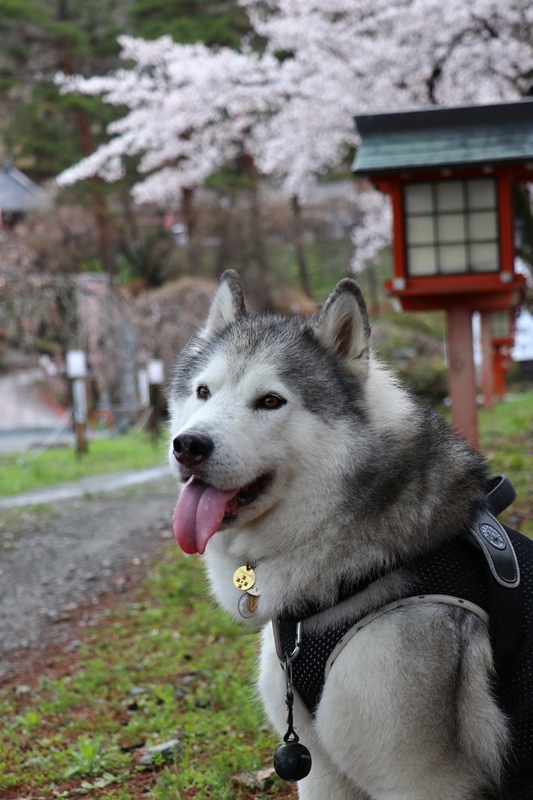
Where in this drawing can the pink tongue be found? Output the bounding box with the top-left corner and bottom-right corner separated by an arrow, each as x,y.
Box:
173,480 -> 238,555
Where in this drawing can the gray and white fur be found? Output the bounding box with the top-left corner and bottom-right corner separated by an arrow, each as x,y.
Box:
168,270 -> 509,800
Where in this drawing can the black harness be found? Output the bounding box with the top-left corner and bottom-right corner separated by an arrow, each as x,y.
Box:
274,476 -> 533,797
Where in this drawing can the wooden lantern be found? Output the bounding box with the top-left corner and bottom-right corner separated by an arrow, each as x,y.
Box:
353,101 -> 531,446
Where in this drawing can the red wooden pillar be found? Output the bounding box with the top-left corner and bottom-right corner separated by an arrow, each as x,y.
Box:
480,312 -> 495,410
493,347 -> 508,400
446,305 -> 479,449
388,183 -> 406,283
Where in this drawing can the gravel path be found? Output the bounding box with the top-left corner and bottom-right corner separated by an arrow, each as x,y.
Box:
0,475 -> 178,680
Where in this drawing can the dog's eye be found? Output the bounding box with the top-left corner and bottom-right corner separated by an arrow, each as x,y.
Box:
196,385 -> 210,400
255,393 -> 286,411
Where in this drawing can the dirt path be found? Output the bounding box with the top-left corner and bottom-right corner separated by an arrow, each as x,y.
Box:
0,478 -> 178,682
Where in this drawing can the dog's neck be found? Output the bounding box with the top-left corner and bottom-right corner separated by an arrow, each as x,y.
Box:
203,519 -> 416,626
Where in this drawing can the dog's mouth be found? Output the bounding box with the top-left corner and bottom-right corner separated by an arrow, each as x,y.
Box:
172,473 -> 273,555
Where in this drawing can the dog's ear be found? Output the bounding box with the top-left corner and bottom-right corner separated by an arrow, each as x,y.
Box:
200,269 -> 246,340
314,279 -> 370,376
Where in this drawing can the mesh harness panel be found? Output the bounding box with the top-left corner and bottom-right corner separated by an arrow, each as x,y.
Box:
276,526 -> 533,798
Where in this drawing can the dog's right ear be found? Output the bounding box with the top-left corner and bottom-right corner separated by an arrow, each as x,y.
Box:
200,270 -> 246,340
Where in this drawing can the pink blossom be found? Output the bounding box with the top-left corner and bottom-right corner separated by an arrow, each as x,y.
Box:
57,1 -> 532,267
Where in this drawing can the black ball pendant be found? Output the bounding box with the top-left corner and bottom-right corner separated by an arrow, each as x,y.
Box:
273,740 -> 312,782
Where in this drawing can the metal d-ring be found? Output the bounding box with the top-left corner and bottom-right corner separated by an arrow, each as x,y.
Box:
287,621 -> 302,662
273,618 -> 303,664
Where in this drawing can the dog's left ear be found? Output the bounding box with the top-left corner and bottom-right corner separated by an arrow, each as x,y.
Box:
314,279 -> 370,376
200,269 -> 246,340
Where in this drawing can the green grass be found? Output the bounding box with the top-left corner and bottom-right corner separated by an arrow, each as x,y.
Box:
479,391 -> 533,538
0,431 -> 166,497
0,551 -> 291,800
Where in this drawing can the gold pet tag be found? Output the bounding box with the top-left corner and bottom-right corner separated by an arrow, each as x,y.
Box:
233,565 -> 256,592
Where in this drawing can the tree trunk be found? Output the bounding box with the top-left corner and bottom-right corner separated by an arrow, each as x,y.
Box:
182,186 -> 201,273
214,193 -> 237,279
59,47 -> 112,275
291,195 -> 313,298
365,263 -> 380,316
241,154 -> 274,310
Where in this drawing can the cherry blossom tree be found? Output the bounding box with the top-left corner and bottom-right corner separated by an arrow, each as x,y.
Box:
242,0 -> 533,269
57,0 -> 533,277
57,35 -> 282,203
56,35 -> 287,294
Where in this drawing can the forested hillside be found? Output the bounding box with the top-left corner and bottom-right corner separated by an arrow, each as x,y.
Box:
0,1 -> 259,283
0,0 -> 247,179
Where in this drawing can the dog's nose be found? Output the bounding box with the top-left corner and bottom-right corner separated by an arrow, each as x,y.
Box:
173,432 -> 214,467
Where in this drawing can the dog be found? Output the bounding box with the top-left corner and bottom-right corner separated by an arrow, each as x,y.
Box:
168,270 -> 532,800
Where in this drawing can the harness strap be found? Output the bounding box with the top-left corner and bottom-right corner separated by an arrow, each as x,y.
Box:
324,594 -> 489,682
466,510 -> 519,588
465,479 -> 522,683
486,474 -> 517,517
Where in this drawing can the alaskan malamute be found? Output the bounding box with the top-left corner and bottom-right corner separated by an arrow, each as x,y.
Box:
168,270 -> 532,800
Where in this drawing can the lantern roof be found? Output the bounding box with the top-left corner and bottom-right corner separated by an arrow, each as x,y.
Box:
353,100 -> 533,176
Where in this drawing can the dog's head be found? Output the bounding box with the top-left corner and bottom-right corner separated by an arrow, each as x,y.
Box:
168,270 -> 372,556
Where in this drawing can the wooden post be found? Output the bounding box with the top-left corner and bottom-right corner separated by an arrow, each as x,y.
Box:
149,383 -> 160,441
147,359 -> 165,441
446,305 -> 479,449
75,421 -> 87,457
480,312 -> 494,410
71,378 -> 88,457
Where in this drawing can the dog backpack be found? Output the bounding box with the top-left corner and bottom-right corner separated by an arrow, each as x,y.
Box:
274,476 -> 533,799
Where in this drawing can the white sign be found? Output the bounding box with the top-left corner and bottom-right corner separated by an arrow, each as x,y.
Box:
147,359 -> 164,385
66,350 -> 87,379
